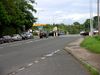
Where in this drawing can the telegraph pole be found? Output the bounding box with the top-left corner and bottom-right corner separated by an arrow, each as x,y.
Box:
90,0 -> 93,36
97,0 -> 100,35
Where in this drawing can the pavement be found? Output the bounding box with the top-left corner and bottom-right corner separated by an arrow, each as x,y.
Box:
65,37 -> 100,73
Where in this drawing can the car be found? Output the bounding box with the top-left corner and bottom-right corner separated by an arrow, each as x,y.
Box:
39,31 -> 49,38
12,34 -> 22,41
93,30 -> 98,35
3,35 -> 13,43
58,32 -> 65,36
0,37 -> 4,44
80,31 -> 89,36
49,31 -> 54,36
25,32 -> 33,39
20,33 -> 28,40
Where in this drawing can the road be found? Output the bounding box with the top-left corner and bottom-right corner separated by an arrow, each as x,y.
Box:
0,35 -> 89,75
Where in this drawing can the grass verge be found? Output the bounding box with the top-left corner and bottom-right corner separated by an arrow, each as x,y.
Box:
80,36 -> 100,53
81,60 -> 99,75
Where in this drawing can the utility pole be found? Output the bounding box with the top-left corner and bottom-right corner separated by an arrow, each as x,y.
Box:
90,0 -> 93,36
97,0 -> 100,35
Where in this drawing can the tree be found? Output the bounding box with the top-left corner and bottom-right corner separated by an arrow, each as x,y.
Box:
93,16 -> 98,29
83,19 -> 90,31
0,2 -> 11,35
73,22 -> 80,25
0,0 -> 36,35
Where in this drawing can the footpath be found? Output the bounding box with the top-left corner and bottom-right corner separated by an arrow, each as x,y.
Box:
65,38 -> 100,74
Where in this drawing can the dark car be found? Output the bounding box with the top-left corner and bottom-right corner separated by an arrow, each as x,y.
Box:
49,31 -> 54,36
80,31 -> 89,36
39,31 -> 49,38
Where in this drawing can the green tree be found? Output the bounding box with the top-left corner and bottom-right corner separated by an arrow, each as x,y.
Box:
93,16 -> 98,29
0,0 -> 36,35
73,22 -> 80,25
83,19 -> 90,31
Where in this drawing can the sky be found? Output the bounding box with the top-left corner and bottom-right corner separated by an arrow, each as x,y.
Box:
33,0 -> 97,24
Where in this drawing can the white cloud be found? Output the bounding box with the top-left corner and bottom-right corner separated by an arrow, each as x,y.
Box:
34,0 -> 97,24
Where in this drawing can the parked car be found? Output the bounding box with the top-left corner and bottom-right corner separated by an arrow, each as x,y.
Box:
0,37 -> 4,44
12,34 -> 22,41
3,35 -> 13,43
25,32 -> 33,39
20,33 -> 28,40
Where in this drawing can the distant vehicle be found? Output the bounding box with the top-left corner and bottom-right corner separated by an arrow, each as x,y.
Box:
12,34 -> 22,41
39,31 -> 48,38
49,31 -> 54,36
58,32 -> 65,36
93,30 -> 98,35
80,31 -> 89,36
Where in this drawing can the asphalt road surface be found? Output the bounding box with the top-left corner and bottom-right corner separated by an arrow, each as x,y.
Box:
0,35 -> 89,75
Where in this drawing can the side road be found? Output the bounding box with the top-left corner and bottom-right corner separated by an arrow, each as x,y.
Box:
65,38 -> 100,73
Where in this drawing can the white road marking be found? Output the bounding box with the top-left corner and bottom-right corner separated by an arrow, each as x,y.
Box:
27,63 -> 33,67
18,67 -> 25,71
7,49 -> 61,75
54,49 -> 60,53
45,50 -> 60,57
45,53 -> 54,57
34,60 -> 39,63
41,57 -> 46,59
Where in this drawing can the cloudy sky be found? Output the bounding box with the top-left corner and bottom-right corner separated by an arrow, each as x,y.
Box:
33,0 -> 97,24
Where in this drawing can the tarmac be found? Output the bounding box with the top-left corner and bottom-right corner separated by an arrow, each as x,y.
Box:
65,37 -> 100,73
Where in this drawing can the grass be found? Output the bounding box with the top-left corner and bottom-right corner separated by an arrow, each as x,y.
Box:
81,36 -> 100,53
82,61 -> 99,75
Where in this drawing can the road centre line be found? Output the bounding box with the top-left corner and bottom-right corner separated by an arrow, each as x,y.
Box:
18,67 -> 25,71
41,57 -> 46,60
34,60 -> 39,63
27,63 -> 33,67
7,49 -> 61,75
45,49 -> 60,57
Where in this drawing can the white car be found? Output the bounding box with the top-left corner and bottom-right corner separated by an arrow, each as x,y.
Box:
12,34 -> 22,41
25,32 -> 33,39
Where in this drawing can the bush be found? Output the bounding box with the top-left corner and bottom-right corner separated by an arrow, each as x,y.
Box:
94,35 -> 100,41
81,36 -> 100,53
